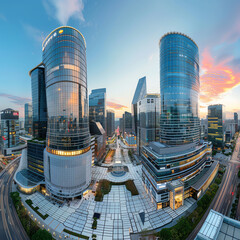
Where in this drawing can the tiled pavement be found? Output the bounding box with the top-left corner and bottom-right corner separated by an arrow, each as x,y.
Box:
22,163 -> 196,240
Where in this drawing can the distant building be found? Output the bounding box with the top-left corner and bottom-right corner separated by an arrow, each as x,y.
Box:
119,118 -> 123,134
234,112 -> 238,132
132,77 -> 147,135
208,104 -> 225,148
24,103 -> 33,135
90,121 -> 106,164
225,119 -> 236,142
29,64 -> 47,139
122,111 -> 132,137
200,118 -> 208,140
137,94 -> 160,154
106,109 -> 115,137
0,108 -> 25,155
125,134 -> 136,146
89,88 -> 106,131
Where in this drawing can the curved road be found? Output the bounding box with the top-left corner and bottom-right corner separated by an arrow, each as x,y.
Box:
0,158 -> 29,240
187,135 -> 240,240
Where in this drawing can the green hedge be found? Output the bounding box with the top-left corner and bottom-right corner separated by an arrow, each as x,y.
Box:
63,229 -> 89,239
95,179 -> 139,201
25,199 -> 49,220
10,192 -> 52,240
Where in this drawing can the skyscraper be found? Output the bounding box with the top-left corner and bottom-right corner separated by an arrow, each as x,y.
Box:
234,112 -> 238,132
106,109 -> 115,137
43,26 -> 92,199
89,88 -> 106,131
0,108 -> 20,154
29,64 -> 47,139
208,104 -> 225,148
159,32 -> 200,146
137,94 -> 160,154
132,77 -> 147,135
122,111 -> 132,136
24,103 -> 33,135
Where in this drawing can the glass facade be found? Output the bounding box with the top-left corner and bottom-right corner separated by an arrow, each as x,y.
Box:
42,27 -> 90,152
89,88 -> 106,131
159,33 -> 200,146
122,111 -> 132,136
132,77 -> 147,135
208,104 -> 225,148
30,66 -> 47,139
106,109 -> 115,137
0,108 -> 19,149
137,94 -> 160,153
27,141 -> 45,176
24,103 -> 33,135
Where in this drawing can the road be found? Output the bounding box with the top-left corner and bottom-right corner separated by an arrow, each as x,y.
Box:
0,158 -> 29,240
187,136 -> 240,240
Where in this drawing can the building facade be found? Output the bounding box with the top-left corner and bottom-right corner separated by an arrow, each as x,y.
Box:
132,77 -> 147,135
89,88 -> 106,131
208,104 -> 225,148
122,111 -> 132,137
24,103 -> 33,135
141,33 -> 217,210
159,32 -> 200,146
234,112 -> 238,132
42,26 -> 92,199
106,109 -> 115,137
137,94 -> 160,154
0,108 -> 21,155
29,65 -> 47,139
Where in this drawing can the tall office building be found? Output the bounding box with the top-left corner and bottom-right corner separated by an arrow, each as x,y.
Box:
106,109 -> 115,137
24,103 -> 33,135
0,108 -> 20,155
132,77 -> 147,135
159,32 -> 200,146
89,88 -> 106,131
137,94 -> 160,154
43,26 -> 92,199
122,111 -> 132,136
208,104 -> 225,148
29,64 -> 47,139
141,33 -> 217,210
234,112 -> 238,132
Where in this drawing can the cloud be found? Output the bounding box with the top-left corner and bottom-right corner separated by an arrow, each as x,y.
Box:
43,0 -> 84,25
22,23 -> 45,42
107,101 -> 128,110
0,93 -> 31,106
200,48 -> 240,103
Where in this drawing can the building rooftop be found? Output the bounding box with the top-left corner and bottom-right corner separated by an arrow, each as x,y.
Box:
191,161 -> 219,191
195,209 -> 240,240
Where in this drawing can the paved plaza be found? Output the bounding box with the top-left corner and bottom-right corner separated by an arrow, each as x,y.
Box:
20,142 -> 196,239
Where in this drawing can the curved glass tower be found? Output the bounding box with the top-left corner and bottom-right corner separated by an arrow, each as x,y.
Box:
43,26 -> 91,199
159,32 -> 200,145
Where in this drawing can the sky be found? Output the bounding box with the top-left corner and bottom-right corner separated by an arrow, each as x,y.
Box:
1,0 -> 240,119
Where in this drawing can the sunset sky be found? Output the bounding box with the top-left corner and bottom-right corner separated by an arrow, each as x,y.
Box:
1,0 -> 240,119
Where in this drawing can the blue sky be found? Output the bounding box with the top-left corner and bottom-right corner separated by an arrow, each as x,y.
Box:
1,0 -> 240,118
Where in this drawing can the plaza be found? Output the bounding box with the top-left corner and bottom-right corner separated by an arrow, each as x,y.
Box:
19,141 -> 196,240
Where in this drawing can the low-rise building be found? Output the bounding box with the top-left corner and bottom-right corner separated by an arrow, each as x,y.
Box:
141,141 -> 218,210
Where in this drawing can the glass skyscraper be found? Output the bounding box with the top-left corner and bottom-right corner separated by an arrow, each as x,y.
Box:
159,32 -> 200,146
29,64 -> 47,139
106,109 -> 115,137
132,77 -> 147,135
43,26 -> 92,199
137,94 -> 160,153
89,88 -> 106,131
208,104 -> 225,148
24,103 -> 33,135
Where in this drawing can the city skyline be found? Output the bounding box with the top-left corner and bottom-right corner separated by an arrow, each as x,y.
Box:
1,0 -> 240,119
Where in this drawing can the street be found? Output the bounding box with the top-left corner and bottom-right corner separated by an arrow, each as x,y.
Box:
187,135 -> 240,240
0,158 -> 29,240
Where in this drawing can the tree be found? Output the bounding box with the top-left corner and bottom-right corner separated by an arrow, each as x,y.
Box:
159,228 -> 172,239
31,229 -> 52,240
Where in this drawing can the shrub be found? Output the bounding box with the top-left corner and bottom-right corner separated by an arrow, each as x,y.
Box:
32,229 -> 52,240
92,219 -> 97,229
